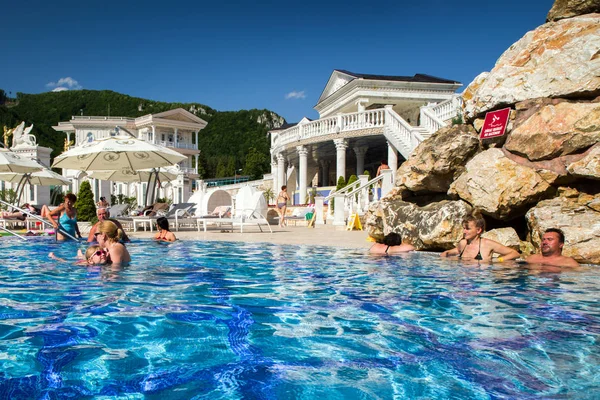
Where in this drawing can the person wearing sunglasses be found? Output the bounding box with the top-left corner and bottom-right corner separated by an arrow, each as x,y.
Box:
49,245 -> 109,266
87,207 -> 130,243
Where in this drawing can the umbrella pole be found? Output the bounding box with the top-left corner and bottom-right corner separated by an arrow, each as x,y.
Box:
144,172 -> 153,207
14,174 -> 31,205
149,169 -> 158,205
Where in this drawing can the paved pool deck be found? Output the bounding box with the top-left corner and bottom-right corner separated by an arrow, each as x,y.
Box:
129,223 -> 373,250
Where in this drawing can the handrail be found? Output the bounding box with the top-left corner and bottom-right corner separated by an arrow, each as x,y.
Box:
324,179 -> 362,201
0,225 -> 27,240
0,199 -> 79,241
346,175 -> 383,198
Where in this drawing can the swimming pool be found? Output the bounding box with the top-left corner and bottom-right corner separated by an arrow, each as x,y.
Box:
0,238 -> 598,398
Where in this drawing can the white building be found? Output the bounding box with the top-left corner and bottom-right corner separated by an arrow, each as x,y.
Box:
269,70 -> 463,204
53,108 -> 207,205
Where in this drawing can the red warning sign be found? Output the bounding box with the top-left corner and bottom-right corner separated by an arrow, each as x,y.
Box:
480,108 -> 511,139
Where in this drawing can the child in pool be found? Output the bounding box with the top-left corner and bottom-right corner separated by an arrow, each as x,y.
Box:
49,245 -> 109,266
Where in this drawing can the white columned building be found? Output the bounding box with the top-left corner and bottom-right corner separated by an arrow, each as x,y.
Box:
53,108 -> 208,205
268,69 -> 463,196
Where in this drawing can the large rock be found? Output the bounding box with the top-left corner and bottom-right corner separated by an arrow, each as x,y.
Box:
481,228 -> 521,250
567,142 -> 600,179
505,100 -> 600,161
463,14 -> 600,120
526,195 -> 600,264
547,0 -> 600,22
365,198 -> 472,250
395,124 -> 480,194
501,147 -> 584,185
449,148 -> 554,219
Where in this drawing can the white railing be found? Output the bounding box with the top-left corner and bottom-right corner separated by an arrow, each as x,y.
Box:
72,116 -> 135,122
419,107 -> 446,135
179,166 -> 197,174
158,141 -> 197,150
419,95 -> 463,134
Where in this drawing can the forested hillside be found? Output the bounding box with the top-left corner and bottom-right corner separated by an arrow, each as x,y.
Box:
0,89 -> 285,179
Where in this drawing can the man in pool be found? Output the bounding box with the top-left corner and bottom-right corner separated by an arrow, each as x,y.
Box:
441,212 -> 520,262
87,207 -> 129,243
526,228 -> 579,267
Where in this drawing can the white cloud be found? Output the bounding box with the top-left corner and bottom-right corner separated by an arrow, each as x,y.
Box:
285,90 -> 306,100
46,77 -> 82,91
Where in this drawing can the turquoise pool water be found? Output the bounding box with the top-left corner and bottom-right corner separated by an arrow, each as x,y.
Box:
0,238 -> 598,399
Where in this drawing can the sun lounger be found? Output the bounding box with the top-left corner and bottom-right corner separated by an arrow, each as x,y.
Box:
197,208 -> 272,233
132,203 -> 195,232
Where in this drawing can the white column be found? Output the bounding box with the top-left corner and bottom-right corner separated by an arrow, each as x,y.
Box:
195,154 -> 199,174
271,160 -> 278,196
353,146 -> 368,176
151,125 -> 156,144
387,141 -> 398,183
333,194 -> 345,226
314,195 -> 325,225
322,160 -> 330,186
174,128 -> 179,147
381,169 -> 394,198
195,130 -> 199,147
334,138 -> 348,182
277,153 -> 286,191
297,145 -> 308,205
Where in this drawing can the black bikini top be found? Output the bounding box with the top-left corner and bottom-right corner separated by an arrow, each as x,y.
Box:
458,237 -> 483,260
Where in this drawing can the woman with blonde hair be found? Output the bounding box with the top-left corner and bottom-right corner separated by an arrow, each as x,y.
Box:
94,220 -> 131,265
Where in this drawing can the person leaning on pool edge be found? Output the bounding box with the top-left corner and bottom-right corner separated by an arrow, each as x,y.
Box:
369,232 -> 415,255
441,211 -> 520,262
526,228 -> 579,267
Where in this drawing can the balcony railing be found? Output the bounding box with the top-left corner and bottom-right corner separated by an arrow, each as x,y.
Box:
158,141 -> 197,150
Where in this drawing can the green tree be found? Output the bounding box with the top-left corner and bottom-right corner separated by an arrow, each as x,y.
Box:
346,174 -> 358,187
215,159 -> 227,178
225,157 -> 236,177
336,176 -> 346,191
244,147 -> 267,180
75,181 -> 96,222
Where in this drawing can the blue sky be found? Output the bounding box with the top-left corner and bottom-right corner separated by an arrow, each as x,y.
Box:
0,0 -> 553,123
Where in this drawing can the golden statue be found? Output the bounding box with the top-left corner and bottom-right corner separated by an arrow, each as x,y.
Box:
3,126 -> 13,148
64,137 -> 74,152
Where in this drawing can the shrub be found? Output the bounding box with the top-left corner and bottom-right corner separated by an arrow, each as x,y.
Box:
75,181 -> 96,222
336,176 -> 346,191
346,175 -> 358,187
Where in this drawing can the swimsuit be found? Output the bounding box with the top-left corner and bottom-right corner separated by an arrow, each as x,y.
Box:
58,212 -> 77,238
458,237 -> 483,260
277,202 -> 286,208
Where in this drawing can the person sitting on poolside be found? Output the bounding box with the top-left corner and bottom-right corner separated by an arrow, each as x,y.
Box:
96,196 -> 109,208
154,217 -> 176,242
369,232 -> 415,255
87,207 -> 129,243
94,220 -> 131,265
49,245 -> 109,266
526,228 -> 579,267
441,212 -> 520,262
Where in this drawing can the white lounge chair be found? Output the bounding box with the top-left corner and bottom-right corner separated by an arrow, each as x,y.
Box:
196,208 -> 272,233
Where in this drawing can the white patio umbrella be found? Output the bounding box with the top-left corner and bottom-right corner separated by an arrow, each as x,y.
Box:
0,168 -> 71,186
52,135 -> 187,171
0,148 -> 45,173
87,166 -> 179,183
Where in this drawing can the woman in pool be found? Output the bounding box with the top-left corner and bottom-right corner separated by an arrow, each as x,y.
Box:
276,185 -> 290,227
41,193 -> 81,241
441,212 -> 520,262
154,217 -> 177,242
94,220 -> 131,265
49,245 -> 109,266
369,232 -> 415,255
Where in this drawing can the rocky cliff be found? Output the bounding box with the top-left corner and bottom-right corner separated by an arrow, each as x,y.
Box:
366,0 -> 600,264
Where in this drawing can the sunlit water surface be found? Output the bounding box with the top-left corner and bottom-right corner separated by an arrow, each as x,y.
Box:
0,238 -> 598,399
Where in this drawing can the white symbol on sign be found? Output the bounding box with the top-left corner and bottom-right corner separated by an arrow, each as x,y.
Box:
492,115 -> 500,123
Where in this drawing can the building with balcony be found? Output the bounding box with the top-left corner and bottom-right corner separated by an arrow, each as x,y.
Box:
269,70 -> 462,204
53,108 -> 207,205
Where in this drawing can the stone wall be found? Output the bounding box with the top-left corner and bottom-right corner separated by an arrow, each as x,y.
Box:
365,1 -> 600,264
